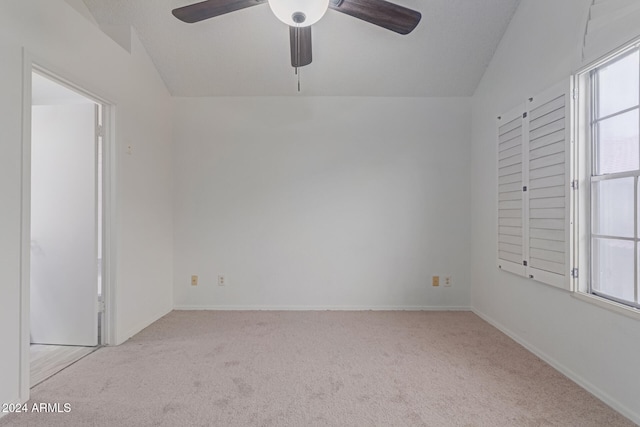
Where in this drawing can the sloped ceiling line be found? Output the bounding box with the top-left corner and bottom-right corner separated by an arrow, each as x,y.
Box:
82,0 -> 521,97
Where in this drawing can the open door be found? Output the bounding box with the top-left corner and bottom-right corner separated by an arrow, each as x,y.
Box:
30,84 -> 100,347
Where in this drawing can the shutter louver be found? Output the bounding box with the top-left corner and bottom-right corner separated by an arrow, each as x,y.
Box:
497,80 -> 571,290
497,106 -> 526,276
583,0 -> 640,64
526,81 -> 571,290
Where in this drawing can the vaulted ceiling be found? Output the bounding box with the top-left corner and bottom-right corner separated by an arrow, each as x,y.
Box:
82,0 -> 520,96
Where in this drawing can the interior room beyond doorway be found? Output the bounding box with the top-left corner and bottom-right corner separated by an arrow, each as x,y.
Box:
29,71 -> 104,387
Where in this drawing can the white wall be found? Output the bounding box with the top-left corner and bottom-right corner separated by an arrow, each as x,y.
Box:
173,97 -> 471,310
63,0 -> 99,27
471,0 -> 640,423
0,0 -> 173,408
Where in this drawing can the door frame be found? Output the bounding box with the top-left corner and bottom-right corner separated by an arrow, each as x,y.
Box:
19,51 -> 117,402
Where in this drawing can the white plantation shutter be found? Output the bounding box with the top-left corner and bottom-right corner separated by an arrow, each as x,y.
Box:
497,79 -> 571,290
526,81 -> 571,290
497,106 -> 526,276
583,0 -> 640,64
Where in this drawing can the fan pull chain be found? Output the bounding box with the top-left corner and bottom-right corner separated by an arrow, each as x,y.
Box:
295,23 -> 301,92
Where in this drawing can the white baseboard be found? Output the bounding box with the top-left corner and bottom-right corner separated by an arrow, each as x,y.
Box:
115,304 -> 173,345
174,305 -> 471,311
472,309 -> 640,425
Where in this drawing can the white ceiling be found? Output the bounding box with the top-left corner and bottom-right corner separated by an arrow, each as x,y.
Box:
82,0 -> 520,97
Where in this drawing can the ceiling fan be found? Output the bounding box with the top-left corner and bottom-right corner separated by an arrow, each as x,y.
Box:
172,0 -> 421,69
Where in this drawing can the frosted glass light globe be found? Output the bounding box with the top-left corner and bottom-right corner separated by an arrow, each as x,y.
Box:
268,0 -> 330,27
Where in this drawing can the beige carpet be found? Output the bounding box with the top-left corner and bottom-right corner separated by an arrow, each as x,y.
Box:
1,311 -> 634,426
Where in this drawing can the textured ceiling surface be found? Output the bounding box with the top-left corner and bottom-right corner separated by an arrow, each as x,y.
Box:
82,0 -> 520,96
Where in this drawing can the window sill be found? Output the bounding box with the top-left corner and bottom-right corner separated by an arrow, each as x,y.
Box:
571,291 -> 640,321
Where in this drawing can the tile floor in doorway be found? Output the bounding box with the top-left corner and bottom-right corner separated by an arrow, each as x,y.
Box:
30,345 -> 97,387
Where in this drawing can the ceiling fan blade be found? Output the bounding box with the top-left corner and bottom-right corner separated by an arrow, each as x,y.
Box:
329,0 -> 421,35
172,0 -> 267,23
290,26 -> 312,67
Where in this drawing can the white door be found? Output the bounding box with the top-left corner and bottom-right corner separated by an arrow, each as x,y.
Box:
30,102 -> 99,347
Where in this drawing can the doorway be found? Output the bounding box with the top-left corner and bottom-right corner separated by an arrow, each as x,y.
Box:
28,70 -> 107,386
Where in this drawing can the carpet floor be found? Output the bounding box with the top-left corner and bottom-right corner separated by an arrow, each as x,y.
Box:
0,311 -> 634,426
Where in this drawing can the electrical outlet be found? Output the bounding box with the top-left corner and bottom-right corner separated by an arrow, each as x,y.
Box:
218,275 -> 225,286
191,275 -> 198,286
432,276 -> 440,287
444,276 -> 452,287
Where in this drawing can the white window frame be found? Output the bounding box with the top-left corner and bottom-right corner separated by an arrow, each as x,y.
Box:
573,38 -> 640,320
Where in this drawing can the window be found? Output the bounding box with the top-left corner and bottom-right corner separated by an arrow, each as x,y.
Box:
575,42 -> 640,311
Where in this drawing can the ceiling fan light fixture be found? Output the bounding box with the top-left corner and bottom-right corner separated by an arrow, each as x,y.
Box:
268,0 -> 329,27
